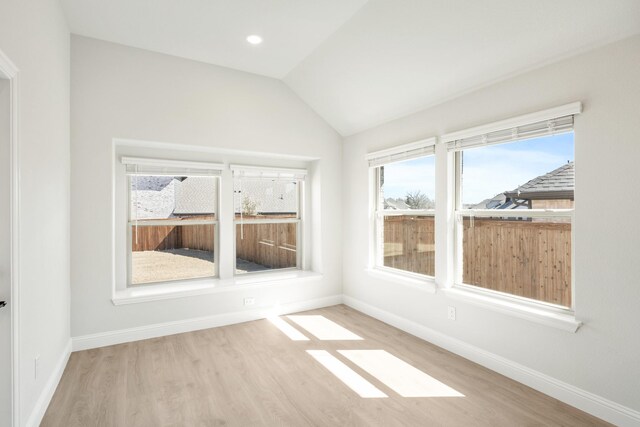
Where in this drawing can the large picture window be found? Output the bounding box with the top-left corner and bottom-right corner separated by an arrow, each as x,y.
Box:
450,116 -> 575,308
124,159 -> 222,286
233,166 -> 305,275
369,140 -> 436,278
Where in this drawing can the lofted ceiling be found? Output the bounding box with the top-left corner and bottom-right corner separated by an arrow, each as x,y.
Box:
60,0 -> 369,78
61,0 -> 640,136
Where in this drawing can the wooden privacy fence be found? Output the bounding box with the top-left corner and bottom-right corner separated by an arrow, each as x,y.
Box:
235,222 -> 297,269
383,216 -> 571,307
131,220 -> 214,252
132,217 -> 297,269
383,216 -> 435,276
463,218 -> 571,307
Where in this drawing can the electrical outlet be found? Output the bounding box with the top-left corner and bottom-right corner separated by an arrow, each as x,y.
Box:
244,297 -> 256,306
447,306 -> 456,321
34,355 -> 40,379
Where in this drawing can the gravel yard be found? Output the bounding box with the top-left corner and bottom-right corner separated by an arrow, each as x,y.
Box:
132,249 -> 215,285
131,249 -> 271,284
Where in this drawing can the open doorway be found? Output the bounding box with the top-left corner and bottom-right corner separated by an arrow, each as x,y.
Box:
0,51 -> 18,427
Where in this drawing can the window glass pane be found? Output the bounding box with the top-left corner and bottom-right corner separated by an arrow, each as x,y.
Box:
235,222 -> 297,274
460,133 -> 574,210
383,215 -> 435,276
234,178 -> 298,219
131,224 -> 215,285
461,216 -> 571,307
131,175 -> 218,221
376,155 -> 435,277
380,156 -> 435,211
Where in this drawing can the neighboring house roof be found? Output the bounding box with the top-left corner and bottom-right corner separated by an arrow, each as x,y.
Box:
472,162 -> 574,210
470,193 -> 511,210
130,176 -> 177,219
384,198 -> 410,210
234,179 -> 298,214
132,176 -> 298,218
173,177 -> 217,215
504,161 -> 574,201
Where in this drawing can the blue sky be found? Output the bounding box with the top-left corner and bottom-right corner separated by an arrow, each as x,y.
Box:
383,156 -> 436,201
382,132 -> 574,205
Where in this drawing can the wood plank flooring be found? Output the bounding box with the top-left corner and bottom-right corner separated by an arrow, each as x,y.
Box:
42,305 -> 609,426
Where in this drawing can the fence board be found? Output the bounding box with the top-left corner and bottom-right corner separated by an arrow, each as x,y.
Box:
382,215 -> 571,307
462,218 -> 571,307
235,223 -> 297,269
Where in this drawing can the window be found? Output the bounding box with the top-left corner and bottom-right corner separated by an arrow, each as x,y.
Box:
449,114 -> 576,309
124,158 -> 222,286
233,166 -> 306,275
368,139 -> 436,278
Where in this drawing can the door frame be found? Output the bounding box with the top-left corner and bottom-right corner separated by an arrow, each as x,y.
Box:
0,48 -> 21,427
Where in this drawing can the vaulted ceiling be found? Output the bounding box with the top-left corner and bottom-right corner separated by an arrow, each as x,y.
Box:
61,0 -> 640,136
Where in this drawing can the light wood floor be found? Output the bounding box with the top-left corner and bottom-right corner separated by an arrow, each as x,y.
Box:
42,305 -> 609,426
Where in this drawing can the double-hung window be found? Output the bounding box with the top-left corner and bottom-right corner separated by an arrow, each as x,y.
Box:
368,139 -> 436,278
123,158 -> 223,286
232,165 -> 306,275
446,107 -> 578,309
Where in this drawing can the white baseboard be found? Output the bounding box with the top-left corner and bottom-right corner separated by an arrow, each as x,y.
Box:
72,294 -> 343,352
343,295 -> 640,427
25,339 -> 72,427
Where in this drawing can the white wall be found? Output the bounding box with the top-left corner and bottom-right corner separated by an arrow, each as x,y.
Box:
0,0 -> 71,424
342,35 -> 640,412
70,36 -> 342,337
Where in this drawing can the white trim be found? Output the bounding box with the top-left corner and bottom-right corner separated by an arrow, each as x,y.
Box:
232,218 -> 299,225
366,137 -> 437,162
441,102 -> 582,144
121,156 -> 225,171
25,340 -> 71,427
444,286 -> 580,332
231,164 -> 308,176
0,48 -> 20,427
74,294 -> 341,351
378,209 -> 435,217
113,137 -> 319,161
343,296 -> 640,427
113,271 -> 323,305
366,268 -> 436,294
458,208 -> 573,218
129,219 -> 218,227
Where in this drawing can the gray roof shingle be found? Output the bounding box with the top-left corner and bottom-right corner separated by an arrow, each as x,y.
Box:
173,177 -> 217,215
505,161 -> 574,200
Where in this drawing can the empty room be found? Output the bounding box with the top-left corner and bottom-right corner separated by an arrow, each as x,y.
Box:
1,0 -> 640,426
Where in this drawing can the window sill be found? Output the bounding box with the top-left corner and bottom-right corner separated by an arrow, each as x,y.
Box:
366,268 -> 437,294
112,270 -> 323,305
442,286 -> 582,333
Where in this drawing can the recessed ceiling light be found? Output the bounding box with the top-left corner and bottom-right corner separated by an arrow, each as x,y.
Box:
246,35 -> 263,45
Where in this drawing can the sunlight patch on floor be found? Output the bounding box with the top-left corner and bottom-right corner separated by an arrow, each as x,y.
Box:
287,315 -> 363,340
307,350 -> 388,398
338,350 -> 464,398
268,316 -> 310,341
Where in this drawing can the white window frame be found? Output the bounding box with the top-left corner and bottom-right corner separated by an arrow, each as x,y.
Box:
367,138 -> 437,283
231,165 -> 306,276
442,102 -> 581,323
123,157 -> 224,287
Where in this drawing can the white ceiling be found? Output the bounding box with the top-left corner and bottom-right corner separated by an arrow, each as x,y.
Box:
61,0 -> 640,136
60,0 -> 368,78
